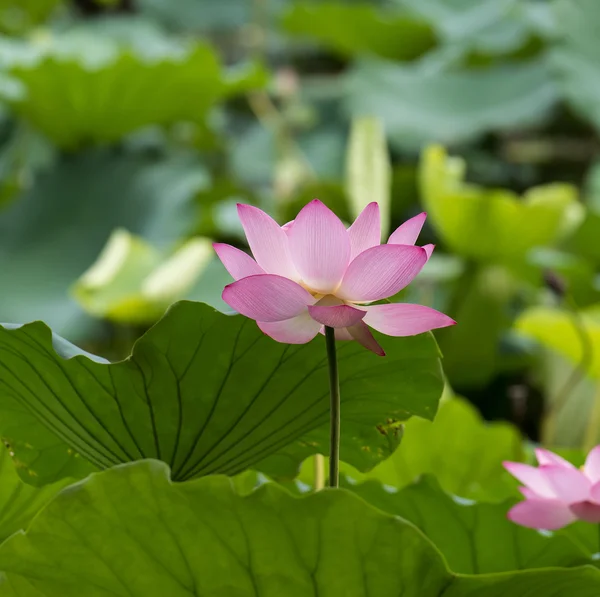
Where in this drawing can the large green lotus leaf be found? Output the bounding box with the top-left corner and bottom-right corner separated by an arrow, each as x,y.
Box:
347,476 -> 589,574
0,18 -> 265,148
551,0 -> 600,133
256,412 -> 404,480
0,443 -> 68,543
444,568 -> 600,596
1,396 -> 97,487
338,397 -> 523,501
0,149 -> 209,340
0,301 -> 444,484
419,145 -> 583,261
281,2 -> 436,61
1,460 -> 600,596
0,324 -> 102,486
72,229 -> 218,324
345,60 -> 559,150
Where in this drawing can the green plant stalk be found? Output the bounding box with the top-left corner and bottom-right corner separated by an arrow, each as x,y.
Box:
325,326 -> 340,488
313,454 -> 325,491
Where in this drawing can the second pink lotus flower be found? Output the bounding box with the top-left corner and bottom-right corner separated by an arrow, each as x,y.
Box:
215,199 -> 455,355
504,447 -> 600,530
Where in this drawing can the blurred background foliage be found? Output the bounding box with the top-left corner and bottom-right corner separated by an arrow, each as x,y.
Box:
2,0 -> 600,452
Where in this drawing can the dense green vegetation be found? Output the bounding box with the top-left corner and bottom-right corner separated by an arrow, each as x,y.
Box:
2,0 -> 600,594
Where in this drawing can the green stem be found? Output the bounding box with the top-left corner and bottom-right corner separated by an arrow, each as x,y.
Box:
325,326 -> 340,488
313,454 -> 325,491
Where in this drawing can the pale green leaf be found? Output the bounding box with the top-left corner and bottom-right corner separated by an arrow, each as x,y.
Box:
514,308 -> 600,447
0,149 -> 210,338
516,306 -> 600,379
346,116 -> 391,236
72,229 -> 215,324
419,145 -> 583,261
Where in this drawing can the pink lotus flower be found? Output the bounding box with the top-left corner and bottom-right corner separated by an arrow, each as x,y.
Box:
504,447 -> 600,530
214,200 -> 456,355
